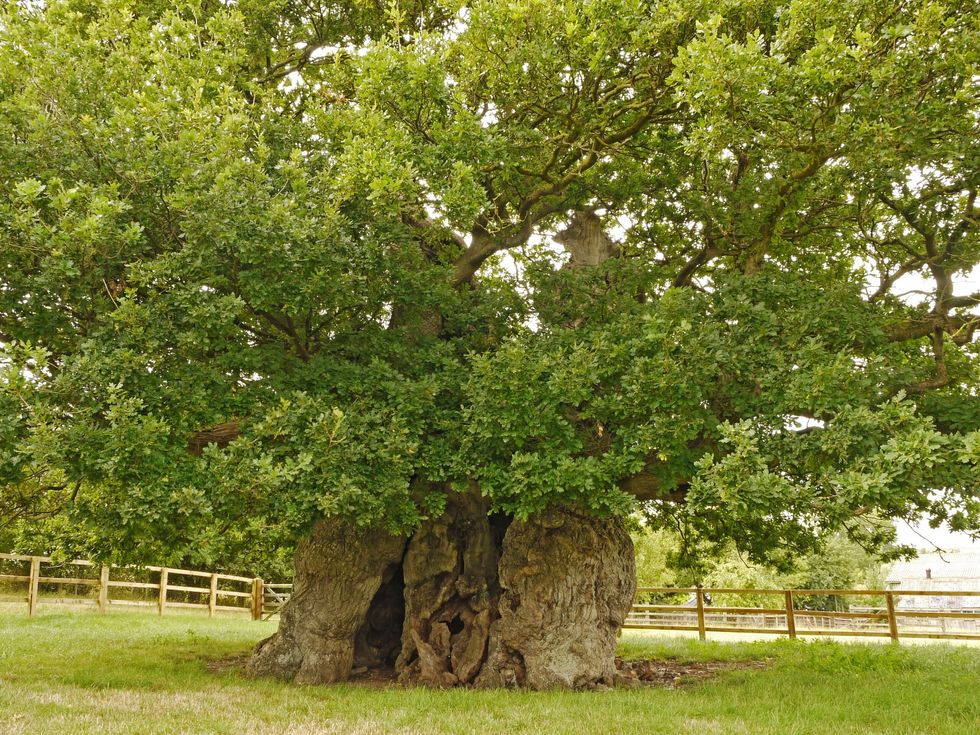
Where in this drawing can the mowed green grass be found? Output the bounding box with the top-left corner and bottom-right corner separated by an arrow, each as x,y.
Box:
0,610 -> 977,735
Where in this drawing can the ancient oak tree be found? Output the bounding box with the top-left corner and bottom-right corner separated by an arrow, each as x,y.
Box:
1,0 -> 979,687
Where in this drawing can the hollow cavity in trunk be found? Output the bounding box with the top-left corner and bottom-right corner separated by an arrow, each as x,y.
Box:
249,498 -> 635,689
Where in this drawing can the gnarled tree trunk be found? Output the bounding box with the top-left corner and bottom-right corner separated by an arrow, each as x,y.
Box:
247,517 -> 406,684
248,214 -> 638,689
395,490 -> 506,687
248,497 -> 635,690
476,506 -> 635,689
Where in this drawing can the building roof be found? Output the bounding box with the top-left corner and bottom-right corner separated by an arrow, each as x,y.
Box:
886,550 -> 980,588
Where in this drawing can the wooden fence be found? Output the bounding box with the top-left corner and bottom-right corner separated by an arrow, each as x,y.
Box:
625,587 -> 980,642
4,556 -> 979,643
0,553 -> 264,619
226,583 -> 980,643
262,583 -> 293,618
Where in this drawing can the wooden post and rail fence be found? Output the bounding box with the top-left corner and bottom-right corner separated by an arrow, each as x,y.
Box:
0,552 -> 265,620
3,553 -> 979,642
627,586 -> 980,643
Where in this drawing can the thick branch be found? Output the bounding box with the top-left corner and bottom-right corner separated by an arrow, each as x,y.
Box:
450,199 -> 569,286
884,313 -> 977,344
187,421 -> 240,456
618,472 -> 688,502
944,293 -> 980,309
905,329 -> 949,395
451,100 -> 672,286
672,245 -> 722,288
745,152 -> 834,273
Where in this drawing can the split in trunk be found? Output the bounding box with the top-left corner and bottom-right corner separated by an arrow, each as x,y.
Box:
248,497 -> 635,690
395,490 -> 507,687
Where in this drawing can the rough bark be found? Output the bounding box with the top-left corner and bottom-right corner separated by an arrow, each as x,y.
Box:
187,420 -> 240,455
476,506 -> 636,689
395,490 -> 507,687
555,211 -> 620,268
248,502 -> 635,689
247,517 -> 406,684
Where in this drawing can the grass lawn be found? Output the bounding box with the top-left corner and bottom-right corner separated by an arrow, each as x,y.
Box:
0,609 -> 977,735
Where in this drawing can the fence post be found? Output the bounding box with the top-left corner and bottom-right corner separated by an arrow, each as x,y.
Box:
695,587 -> 706,641
885,592 -> 899,642
784,590 -> 797,639
251,578 -> 263,621
27,557 -> 41,617
98,565 -> 110,613
207,573 -> 218,618
158,568 -> 169,616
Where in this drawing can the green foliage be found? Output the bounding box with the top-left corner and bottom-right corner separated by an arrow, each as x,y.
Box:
1,0 -> 978,570
633,524 -> 887,609
633,527 -> 681,589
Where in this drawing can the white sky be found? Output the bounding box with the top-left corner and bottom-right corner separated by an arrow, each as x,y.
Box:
894,469 -> 980,552
896,519 -> 980,553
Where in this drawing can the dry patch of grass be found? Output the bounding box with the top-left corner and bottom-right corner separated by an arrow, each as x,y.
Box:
614,657 -> 770,688
204,653 -> 771,691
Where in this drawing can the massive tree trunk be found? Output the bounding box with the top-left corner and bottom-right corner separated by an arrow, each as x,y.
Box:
248,497 -> 635,689
246,517 -> 407,684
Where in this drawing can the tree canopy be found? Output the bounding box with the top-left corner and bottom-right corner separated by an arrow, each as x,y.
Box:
1,0 -> 978,572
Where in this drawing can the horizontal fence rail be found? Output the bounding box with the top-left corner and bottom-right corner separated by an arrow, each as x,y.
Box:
4,553 -> 978,644
625,587 -> 980,643
0,553 -> 265,620
183,583 -> 980,643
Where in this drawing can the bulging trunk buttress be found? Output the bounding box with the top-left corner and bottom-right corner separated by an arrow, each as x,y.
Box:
248,497 -> 635,690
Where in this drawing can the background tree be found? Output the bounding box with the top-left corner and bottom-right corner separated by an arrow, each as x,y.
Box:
1,0 -> 978,688
632,524 -> 887,610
